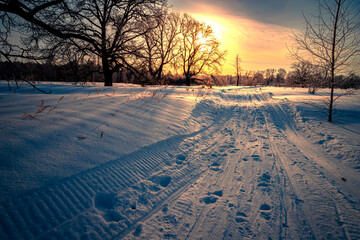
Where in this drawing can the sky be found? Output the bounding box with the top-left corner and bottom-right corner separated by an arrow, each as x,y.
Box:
168,0 -> 317,75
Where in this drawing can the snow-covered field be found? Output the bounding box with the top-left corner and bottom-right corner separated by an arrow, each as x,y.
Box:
0,82 -> 359,239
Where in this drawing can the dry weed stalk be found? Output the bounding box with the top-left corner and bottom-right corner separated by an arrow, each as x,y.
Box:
22,97 -> 64,120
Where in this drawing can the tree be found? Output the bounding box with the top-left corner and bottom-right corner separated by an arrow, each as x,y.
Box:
289,0 -> 360,122
176,14 -> 226,86
290,61 -> 314,87
253,71 -> 264,86
265,69 -> 276,86
0,0 -> 166,86
233,54 -> 242,86
290,61 -> 327,93
275,68 -> 286,86
138,10 -> 180,84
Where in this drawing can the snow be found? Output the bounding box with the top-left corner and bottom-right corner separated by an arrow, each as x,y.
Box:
0,82 -> 359,239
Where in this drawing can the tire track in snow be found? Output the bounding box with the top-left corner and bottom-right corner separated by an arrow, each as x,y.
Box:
0,99 -> 234,240
0,131 -> 204,238
263,113 -> 316,239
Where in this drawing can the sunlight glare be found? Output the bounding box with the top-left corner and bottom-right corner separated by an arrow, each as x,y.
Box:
176,2 -> 296,75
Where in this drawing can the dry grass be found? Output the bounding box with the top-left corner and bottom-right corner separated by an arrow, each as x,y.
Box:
22,96 -> 64,120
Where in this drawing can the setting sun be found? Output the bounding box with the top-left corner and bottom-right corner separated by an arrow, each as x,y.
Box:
169,1 -> 309,75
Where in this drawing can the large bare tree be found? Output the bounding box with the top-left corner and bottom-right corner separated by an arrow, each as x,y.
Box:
290,0 -> 360,122
176,14 -> 226,86
137,10 -> 180,84
0,0 -> 166,86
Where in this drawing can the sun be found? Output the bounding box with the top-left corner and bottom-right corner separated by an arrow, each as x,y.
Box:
193,15 -> 224,41
197,32 -> 208,45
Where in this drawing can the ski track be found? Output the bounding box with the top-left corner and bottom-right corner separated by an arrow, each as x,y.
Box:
1,89 -> 359,239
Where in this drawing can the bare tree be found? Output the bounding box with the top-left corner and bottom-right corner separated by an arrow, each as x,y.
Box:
290,61 -> 314,88
138,10 -> 180,84
290,61 -> 327,93
265,68 -> 276,86
275,68 -> 286,86
233,54 -> 242,86
0,0 -> 166,86
289,0 -> 360,122
176,14 -> 226,86
254,71 -> 264,86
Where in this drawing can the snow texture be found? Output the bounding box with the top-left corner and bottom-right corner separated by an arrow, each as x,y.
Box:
0,82 -> 359,239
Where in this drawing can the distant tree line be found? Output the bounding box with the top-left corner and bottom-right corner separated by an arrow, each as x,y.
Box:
0,0 -> 226,86
1,60 -> 359,90
222,64 -> 360,90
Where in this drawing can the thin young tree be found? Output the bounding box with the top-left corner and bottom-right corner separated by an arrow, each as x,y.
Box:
289,0 -> 360,122
0,0 -> 166,86
176,14 -> 226,86
233,54 -> 242,86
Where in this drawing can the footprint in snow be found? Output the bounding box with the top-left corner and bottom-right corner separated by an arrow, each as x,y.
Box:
259,203 -> 271,220
201,190 -> 223,204
176,155 -> 186,165
150,175 -> 172,188
236,217 -> 247,223
259,203 -> 271,211
258,173 -> 271,188
251,154 -> 261,161
236,211 -> 248,217
210,167 -> 221,172
208,190 -> 223,197
94,193 -> 126,222
200,196 -> 218,204
235,211 -> 248,223
211,162 -> 220,167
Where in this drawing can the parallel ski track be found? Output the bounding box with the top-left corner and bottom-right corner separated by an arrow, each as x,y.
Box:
265,98 -> 360,240
167,91 -> 280,240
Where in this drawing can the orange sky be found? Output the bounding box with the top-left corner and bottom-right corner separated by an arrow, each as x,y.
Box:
170,2 -> 300,75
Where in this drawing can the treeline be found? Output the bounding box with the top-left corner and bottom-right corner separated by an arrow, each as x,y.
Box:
228,61 -> 360,92
0,1 -> 225,86
0,60 -> 189,85
1,60 -> 359,91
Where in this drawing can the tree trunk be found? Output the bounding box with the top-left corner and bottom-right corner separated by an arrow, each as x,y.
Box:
328,0 -> 341,122
157,66 -> 163,85
185,75 -> 191,86
102,57 -> 113,87
329,81 -> 334,122
237,74 -> 240,86
104,70 -> 113,87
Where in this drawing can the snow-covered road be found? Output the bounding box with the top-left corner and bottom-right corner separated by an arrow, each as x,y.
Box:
0,84 -> 359,239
